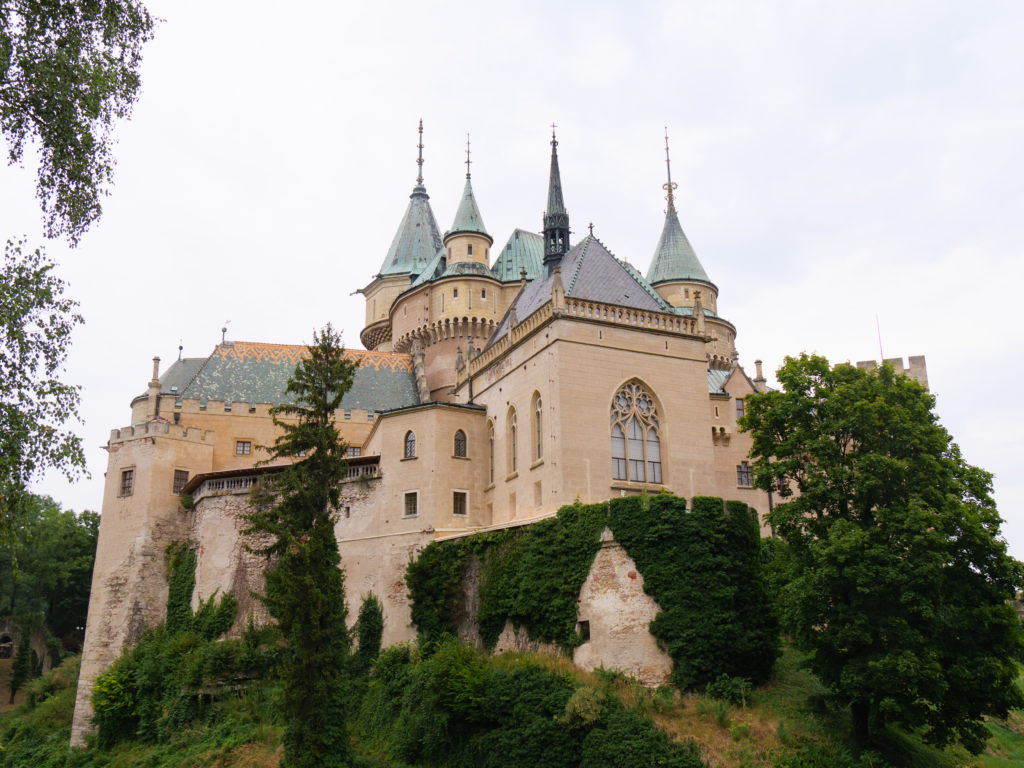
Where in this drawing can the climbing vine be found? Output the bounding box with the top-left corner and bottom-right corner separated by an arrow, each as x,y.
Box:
607,494 -> 779,688
407,494 -> 779,689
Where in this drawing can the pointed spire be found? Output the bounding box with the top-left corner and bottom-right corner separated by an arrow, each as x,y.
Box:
663,127 -> 677,215
377,121 -> 444,276
415,118 -> 425,189
447,132 -> 491,243
646,130 -> 713,288
543,124 -> 570,275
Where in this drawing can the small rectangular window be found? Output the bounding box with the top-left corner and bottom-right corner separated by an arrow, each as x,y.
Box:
120,468 -> 134,497
467,244 -> 473,256
347,446 -> 362,458
404,491 -> 418,518
172,470 -> 189,494
453,491 -> 467,516
481,289 -> 486,299
736,398 -> 745,420
737,462 -> 753,487
578,620 -> 590,643
236,440 -> 252,455
453,288 -> 459,298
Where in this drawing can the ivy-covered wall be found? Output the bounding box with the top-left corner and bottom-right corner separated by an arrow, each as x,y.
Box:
406,494 -> 779,689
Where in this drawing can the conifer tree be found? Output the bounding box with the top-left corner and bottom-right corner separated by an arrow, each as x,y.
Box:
245,324 -> 358,768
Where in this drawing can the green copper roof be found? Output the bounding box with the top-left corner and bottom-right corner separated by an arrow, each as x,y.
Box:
646,209 -> 713,287
447,177 -> 490,240
492,229 -> 544,282
378,188 -> 444,277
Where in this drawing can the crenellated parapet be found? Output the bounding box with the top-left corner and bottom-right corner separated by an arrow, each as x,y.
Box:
108,421 -> 215,445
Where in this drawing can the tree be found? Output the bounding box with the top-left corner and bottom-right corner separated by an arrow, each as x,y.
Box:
0,239 -> 86,537
0,493 -> 98,651
8,623 -> 34,703
244,324 -> 358,768
741,354 -> 1024,752
1,0 -> 155,243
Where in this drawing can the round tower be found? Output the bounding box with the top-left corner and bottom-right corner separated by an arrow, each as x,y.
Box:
360,121 -> 444,352
390,136 -> 502,401
646,130 -> 735,366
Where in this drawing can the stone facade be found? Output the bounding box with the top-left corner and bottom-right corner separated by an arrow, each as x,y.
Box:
75,130 -> 921,744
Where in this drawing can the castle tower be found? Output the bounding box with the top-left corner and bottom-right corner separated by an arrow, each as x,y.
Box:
389,135 -> 502,402
543,126 -> 570,275
646,130 -> 719,315
360,120 -> 444,352
443,135 -> 493,266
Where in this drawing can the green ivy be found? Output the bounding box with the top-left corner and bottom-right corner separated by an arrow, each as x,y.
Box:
407,494 -> 779,689
407,505 -> 605,651
607,494 -> 779,688
90,540 -> 264,749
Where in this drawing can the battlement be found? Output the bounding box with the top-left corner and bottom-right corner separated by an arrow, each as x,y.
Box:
855,355 -> 928,390
109,422 -> 215,444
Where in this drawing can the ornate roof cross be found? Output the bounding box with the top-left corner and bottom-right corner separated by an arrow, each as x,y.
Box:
416,119 -> 424,186
663,127 -> 678,215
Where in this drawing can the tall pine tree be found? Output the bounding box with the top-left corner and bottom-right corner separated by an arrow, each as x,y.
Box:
245,324 -> 358,768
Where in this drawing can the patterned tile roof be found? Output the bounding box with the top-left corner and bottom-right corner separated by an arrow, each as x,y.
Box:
492,229 -> 544,283
171,342 -> 418,411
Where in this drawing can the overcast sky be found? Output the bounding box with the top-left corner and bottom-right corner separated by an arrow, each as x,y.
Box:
3,1 -> 1023,557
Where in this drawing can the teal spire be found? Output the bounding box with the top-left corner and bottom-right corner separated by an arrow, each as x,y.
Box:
646,129 -> 712,286
543,124 -> 570,274
446,133 -> 491,242
378,120 -> 444,276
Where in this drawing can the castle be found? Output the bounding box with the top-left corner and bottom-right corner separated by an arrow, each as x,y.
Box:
72,125 -> 818,743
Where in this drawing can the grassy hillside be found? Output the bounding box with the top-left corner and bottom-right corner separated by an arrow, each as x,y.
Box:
0,646 -> 1021,768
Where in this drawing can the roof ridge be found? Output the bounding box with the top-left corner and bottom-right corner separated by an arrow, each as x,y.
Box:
612,253 -> 673,312
180,346 -> 219,399
566,236 -> 590,294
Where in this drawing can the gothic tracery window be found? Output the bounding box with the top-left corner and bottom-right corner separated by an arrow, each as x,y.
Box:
532,392 -> 543,461
404,431 -> 416,459
488,422 -> 495,484
508,408 -> 518,474
454,429 -> 467,458
610,381 -> 662,483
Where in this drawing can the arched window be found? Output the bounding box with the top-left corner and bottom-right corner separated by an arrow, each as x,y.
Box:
508,408 -> 518,474
531,392 -> 543,461
488,422 -> 495,484
404,431 -> 416,459
454,429 -> 467,458
610,381 -> 662,483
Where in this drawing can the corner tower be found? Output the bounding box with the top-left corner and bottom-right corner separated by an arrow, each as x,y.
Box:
543,126 -> 570,275
646,130 -> 719,315
361,121 -> 444,351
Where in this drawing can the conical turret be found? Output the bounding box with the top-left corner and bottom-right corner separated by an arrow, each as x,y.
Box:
542,126 -> 570,275
446,134 -> 491,243
646,130 -> 717,311
377,120 -> 444,277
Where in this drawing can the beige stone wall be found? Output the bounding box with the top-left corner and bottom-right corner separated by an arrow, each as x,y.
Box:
573,529 -> 673,686
71,423 -> 214,746
444,232 -> 493,266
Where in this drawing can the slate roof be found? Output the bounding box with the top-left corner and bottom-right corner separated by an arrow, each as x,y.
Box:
156,342 -> 419,412
488,235 -> 674,345
707,369 -> 731,394
646,208 -> 714,288
378,187 -> 444,277
492,229 -> 544,283
447,177 -> 490,240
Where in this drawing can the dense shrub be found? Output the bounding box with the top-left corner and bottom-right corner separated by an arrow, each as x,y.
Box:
355,637 -> 706,768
